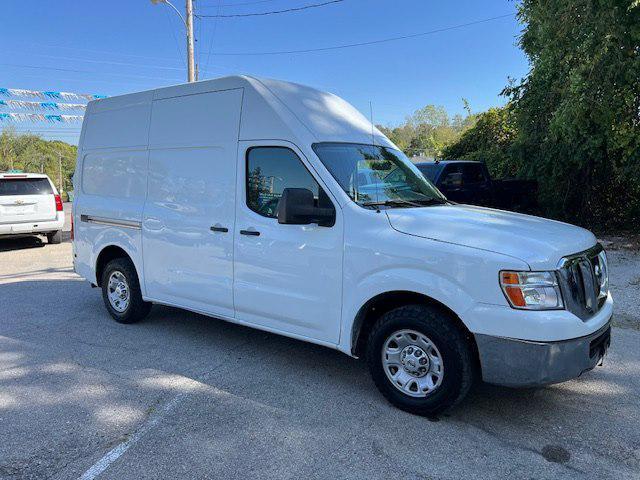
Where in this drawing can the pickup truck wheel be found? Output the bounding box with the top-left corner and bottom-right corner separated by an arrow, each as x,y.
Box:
366,304 -> 475,416
101,257 -> 151,324
47,230 -> 62,244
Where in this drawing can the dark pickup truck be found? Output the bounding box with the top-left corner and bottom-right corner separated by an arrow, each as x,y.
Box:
415,160 -> 538,212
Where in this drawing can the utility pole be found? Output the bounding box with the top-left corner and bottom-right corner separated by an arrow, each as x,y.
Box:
151,0 -> 196,83
57,152 -> 63,193
186,0 -> 195,83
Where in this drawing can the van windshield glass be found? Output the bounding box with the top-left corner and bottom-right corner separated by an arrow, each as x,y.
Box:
312,143 -> 446,209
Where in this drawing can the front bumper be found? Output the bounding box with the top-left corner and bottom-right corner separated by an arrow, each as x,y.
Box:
474,319 -> 612,387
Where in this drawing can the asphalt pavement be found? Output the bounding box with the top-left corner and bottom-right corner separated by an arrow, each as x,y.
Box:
0,205 -> 639,479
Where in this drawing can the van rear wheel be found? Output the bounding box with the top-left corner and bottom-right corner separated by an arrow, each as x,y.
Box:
366,304 -> 475,416
101,257 -> 151,324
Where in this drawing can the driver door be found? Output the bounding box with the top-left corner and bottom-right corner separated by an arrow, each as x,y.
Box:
233,142 -> 343,344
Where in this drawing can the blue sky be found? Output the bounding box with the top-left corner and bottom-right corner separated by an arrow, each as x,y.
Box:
0,0 -> 529,144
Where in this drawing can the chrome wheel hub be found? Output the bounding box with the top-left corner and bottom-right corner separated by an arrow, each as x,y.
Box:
382,329 -> 444,398
107,271 -> 130,313
400,345 -> 430,377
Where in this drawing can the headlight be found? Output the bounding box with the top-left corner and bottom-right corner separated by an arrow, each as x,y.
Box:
500,271 -> 564,310
595,250 -> 609,301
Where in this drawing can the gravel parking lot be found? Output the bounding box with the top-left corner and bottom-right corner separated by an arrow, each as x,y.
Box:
1,205 -> 639,479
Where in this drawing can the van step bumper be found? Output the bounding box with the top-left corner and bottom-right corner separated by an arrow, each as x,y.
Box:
474,320 -> 612,387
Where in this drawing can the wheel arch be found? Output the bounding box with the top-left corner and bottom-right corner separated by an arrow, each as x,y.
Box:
350,290 -> 479,363
95,244 -> 136,288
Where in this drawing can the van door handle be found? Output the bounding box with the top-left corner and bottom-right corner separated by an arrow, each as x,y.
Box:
240,229 -> 260,236
210,224 -> 228,233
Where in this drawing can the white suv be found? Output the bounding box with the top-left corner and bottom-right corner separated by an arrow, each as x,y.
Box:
0,173 -> 65,244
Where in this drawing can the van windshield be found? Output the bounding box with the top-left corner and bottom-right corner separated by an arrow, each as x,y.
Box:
312,142 -> 447,209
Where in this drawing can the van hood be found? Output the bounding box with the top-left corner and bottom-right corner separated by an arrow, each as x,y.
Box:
386,204 -> 597,270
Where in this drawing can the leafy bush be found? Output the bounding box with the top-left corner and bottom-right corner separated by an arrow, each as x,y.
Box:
444,0 -> 640,230
442,106 -> 518,178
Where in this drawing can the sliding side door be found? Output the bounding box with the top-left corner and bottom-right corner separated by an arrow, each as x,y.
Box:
142,88 -> 242,319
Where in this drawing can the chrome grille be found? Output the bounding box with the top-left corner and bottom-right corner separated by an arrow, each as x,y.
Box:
557,244 -> 608,321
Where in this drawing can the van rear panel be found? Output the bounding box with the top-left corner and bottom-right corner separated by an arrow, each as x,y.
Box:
74,86 -> 244,299
73,94 -> 152,286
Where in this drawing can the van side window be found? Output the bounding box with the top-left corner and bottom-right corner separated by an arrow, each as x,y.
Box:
246,147 -> 320,218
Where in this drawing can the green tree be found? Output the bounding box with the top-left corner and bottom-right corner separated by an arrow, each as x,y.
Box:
408,105 -> 450,129
378,102 -> 476,159
442,106 -> 518,177
0,129 -> 77,197
443,0 -> 640,229
513,0 -> 640,228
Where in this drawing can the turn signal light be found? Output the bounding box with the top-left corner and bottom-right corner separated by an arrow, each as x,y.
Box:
499,271 -> 564,310
504,285 -> 526,307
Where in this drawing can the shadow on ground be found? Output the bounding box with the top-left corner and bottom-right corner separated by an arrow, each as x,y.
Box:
1,276 -> 638,479
0,232 -> 72,252
0,236 -> 47,252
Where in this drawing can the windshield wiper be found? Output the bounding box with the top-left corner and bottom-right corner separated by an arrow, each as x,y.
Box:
361,197 -> 450,209
413,198 -> 450,206
361,199 -> 423,209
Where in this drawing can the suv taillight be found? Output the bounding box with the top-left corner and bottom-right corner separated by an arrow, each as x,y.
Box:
54,194 -> 63,212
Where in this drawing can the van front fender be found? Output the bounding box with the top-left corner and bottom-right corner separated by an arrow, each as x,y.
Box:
338,267 -> 478,355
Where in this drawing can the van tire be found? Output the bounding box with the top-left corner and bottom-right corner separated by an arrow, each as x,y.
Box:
101,257 -> 151,324
47,230 -> 62,244
366,304 -> 475,416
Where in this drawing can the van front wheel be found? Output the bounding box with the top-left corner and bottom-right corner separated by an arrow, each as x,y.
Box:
101,257 -> 151,324
366,304 -> 475,416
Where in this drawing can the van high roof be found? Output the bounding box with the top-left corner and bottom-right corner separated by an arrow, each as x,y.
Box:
83,75 -> 394,151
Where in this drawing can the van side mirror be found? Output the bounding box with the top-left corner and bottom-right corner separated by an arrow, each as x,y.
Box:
277,188 -> 335,227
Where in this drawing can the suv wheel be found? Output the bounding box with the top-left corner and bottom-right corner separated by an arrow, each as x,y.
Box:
101,257 -> 151,324
366,304 -> 475,416
47,230 -> 62,244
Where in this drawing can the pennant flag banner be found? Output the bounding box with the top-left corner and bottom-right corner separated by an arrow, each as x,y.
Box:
0,88 -> 106,101
0,100 -> 86,111
0,113 -> 84,123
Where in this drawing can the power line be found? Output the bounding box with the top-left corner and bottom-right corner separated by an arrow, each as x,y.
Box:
20,42 -> 189,64
196,0 -> 342,18
0,63 -> 183,82
199,0 -> 285,8
201,13 -> 515,55
204,0 -> 225,75
12,71 -> 171,89
5,11 -> 516,93
10,48 -> 242,79
15,53 -> 191,72
164,6 -> 186,67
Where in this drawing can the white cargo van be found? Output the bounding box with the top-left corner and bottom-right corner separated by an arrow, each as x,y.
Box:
73,76 -> 612,414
